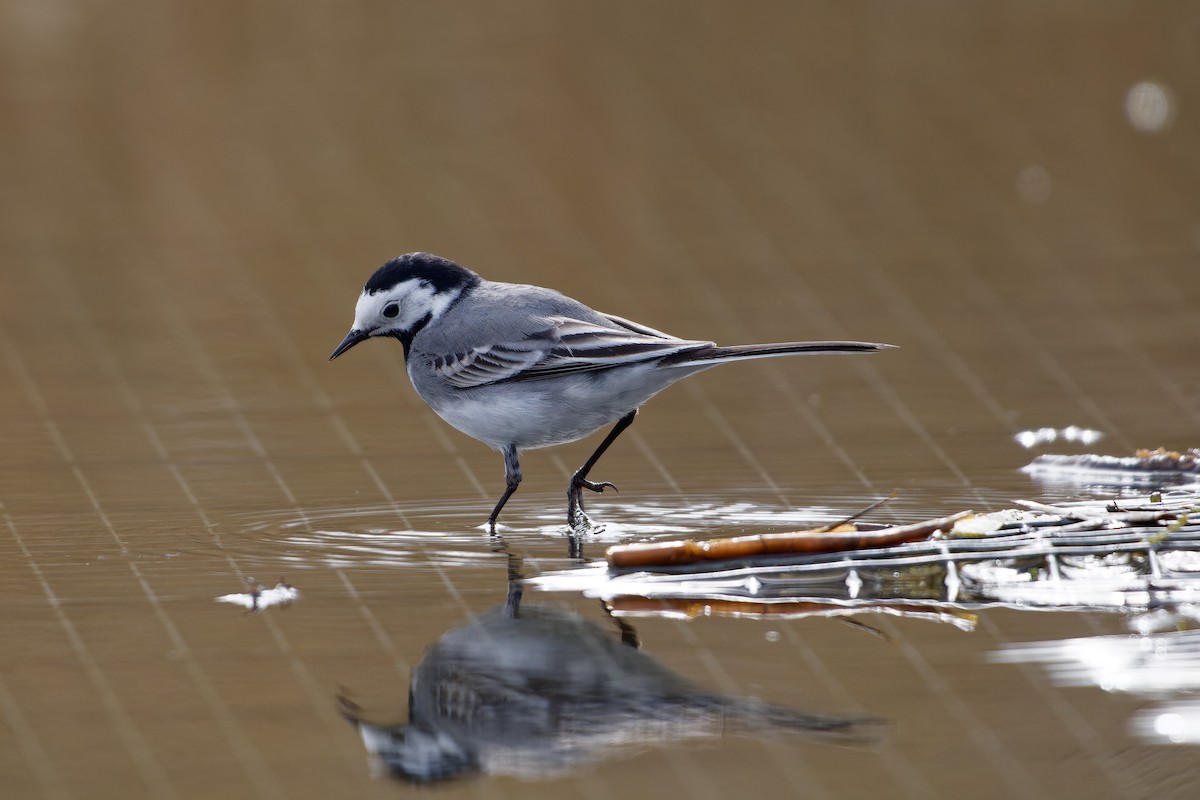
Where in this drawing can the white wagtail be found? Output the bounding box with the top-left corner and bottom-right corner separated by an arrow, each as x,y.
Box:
342,602 -> 878,783
330,252 -> 894,529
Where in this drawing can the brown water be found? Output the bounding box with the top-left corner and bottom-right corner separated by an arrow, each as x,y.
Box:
2,3 -> 1199,798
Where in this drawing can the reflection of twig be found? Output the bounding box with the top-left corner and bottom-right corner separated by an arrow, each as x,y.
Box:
837,617 -> 890,641
606,596 -> 976,632
336,692 -> 366,723
815,491 -> 899,533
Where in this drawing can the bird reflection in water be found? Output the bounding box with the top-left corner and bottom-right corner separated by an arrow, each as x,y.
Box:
340,555 -> 883,783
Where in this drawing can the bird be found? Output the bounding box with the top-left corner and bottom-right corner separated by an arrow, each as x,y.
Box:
330,252 -> 893,530
340,599 -> 882,783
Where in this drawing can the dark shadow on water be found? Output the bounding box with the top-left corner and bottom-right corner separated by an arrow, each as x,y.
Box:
337,552 -> 884,784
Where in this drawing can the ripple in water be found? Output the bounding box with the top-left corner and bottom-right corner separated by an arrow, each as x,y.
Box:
236,501 -> 500,571
232,490 -> 923,571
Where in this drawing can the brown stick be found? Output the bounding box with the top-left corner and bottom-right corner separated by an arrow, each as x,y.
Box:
605,511 -> 971,569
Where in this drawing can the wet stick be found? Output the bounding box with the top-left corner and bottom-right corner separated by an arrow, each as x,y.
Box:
606,512 -> 971,569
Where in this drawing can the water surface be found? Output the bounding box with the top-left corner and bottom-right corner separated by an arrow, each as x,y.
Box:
2,3 -> 1199,798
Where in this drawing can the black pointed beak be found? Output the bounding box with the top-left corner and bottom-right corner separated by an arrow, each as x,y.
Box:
330,329 -> 370,360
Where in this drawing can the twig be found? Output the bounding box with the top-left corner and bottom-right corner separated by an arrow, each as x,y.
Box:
606,511 -> 972,569
814,491 -> 899,533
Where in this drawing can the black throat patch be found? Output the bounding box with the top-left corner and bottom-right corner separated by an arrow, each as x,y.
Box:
395,312 -> 433,361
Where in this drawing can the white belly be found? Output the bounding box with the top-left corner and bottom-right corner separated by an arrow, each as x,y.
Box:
410,363 -> 698,451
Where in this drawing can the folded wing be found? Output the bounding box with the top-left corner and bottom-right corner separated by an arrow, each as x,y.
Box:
431,315 -> 712,389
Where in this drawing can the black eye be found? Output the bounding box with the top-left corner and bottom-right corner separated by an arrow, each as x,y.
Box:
382,303 -> 399,319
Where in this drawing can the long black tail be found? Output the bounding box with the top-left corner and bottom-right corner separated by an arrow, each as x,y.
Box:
662,340 -> 895,368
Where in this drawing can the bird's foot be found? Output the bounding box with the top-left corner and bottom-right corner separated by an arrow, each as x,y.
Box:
566,474 -> 618,532
572,477 -> 618,495
566,508 -> 603,536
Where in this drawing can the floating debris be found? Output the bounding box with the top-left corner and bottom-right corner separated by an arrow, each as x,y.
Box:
531,490 -> 1200,625
1024,448 -> 1200,485
605,512 -> 969,570
216,579 -> 299,612
531,489 -> 1200,747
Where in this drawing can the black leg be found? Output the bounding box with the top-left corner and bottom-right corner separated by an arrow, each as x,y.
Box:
566,532 -> 585,560
503,550 -> 524,618
487,445 -> 522,530
567,409 -> 638,528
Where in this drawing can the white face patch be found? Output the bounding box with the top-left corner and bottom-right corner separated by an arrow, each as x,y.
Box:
352,278 -> 462,337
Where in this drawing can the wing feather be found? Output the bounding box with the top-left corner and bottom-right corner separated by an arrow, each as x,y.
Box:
433,316 -> 711,389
